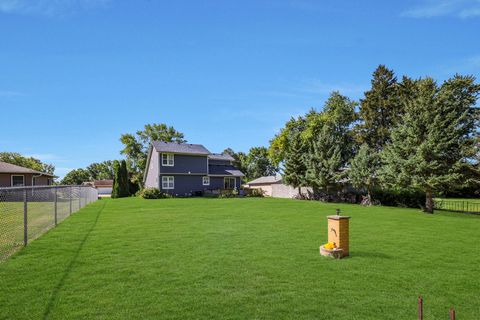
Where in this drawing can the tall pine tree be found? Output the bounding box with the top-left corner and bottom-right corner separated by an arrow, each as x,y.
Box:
112,160 -> 121,198
348,144 -> 380,204
283,133 -> 307,193
380,76 -> 480,213
357,65 -> 402,150
112,160 -> 130,198
304,125 -> 342,196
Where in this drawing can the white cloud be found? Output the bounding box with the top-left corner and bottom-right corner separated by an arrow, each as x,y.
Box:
402,0 -> 480,18
0,0 -> 111,16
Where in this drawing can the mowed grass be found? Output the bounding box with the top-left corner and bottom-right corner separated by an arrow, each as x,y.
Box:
0,201 -> 72,260
0,198 -> 479,319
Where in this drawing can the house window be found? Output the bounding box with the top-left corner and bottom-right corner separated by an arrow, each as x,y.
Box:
11,175 -> 25,187
202,176 -> 210,186
224,177 -> 235,189
162,176 -> 174,189
161,153 -> 174,166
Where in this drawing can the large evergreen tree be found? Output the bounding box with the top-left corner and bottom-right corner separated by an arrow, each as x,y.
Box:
348,144 -> 380,203
304,125 -> 342,195
111,160 -> 121,198
283,133 -> 307,193
118,160 -> 130,197
357,65 -> 402,150
380,76 -> 480,213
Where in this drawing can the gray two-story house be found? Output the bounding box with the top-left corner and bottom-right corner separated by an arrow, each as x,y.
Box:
143,141 -> 244,196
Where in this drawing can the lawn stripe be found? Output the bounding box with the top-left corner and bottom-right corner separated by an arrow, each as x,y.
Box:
42,200 -> 107,320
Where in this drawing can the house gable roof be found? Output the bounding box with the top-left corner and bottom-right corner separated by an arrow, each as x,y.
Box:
246,175 -> 282,185
208,153 -> 235,161
94,180 -> 113,187
152,141 -> 211,155
208,164 -> 244,177
0,161 -> 54,177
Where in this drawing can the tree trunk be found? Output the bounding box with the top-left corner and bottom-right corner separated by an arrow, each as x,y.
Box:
424,190 -> 434,214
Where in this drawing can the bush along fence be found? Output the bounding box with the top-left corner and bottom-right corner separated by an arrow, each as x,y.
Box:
433,199 -> 480,214
0,185 -> 98,262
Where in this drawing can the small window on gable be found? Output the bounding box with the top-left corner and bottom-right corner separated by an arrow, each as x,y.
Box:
162,153 -> 174,166
202,176 -> 210,186
162,176 -> 174,189
12,175 -> 25,187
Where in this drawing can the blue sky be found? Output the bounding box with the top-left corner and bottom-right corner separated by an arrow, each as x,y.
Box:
1,0 -> 479,178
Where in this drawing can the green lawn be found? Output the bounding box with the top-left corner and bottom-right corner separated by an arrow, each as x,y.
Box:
0,198 -> 479,319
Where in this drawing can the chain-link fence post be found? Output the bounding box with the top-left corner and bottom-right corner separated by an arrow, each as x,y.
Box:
78,187 -> 81,209
69,186 -> 73,215
54,187 -> 58,226
23,188 -> 28,247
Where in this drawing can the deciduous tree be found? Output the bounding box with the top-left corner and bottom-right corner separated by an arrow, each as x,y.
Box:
0,152 -> 55,175
120,123 -> 186,186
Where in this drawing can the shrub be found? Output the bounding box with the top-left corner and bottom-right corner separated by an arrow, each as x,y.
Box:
138,188 -> 171,199
371,188 -> 426,208
245,188 -> 265,197
219,189 -> 237,198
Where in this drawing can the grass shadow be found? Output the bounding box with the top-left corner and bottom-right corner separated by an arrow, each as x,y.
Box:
347,251 -> 392,259
42,201 -> 106,319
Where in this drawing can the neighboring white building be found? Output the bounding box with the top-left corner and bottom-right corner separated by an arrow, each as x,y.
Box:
244,175 -> 312,198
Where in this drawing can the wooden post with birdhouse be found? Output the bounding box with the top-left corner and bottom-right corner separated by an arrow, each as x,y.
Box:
320,209 -> 350,259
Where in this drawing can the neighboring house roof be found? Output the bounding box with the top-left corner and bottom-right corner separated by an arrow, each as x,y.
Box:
208,153 -> 234,161
0,161 -> 54,177
208,165 -> 245,177
94,180 -> 113,187
246,175 -> 282,185
152,141 -> 211,155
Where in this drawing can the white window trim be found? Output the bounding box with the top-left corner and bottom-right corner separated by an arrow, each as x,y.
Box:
161,153 -> 174,167
162,176 -> 174,190
11,175 -> 25,187
202,176 -> 210,186
224,177 -> 236,189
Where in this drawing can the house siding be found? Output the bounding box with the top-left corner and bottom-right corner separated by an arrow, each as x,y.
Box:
160,174 -> 209,196
209,176 -> 241,190
0,173 -> 51,188
144,149 -> 159,188
159,175 -> 241,195
160,154 -> 208,174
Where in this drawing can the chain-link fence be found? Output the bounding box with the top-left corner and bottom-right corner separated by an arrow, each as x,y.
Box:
0,185 -> 98,262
